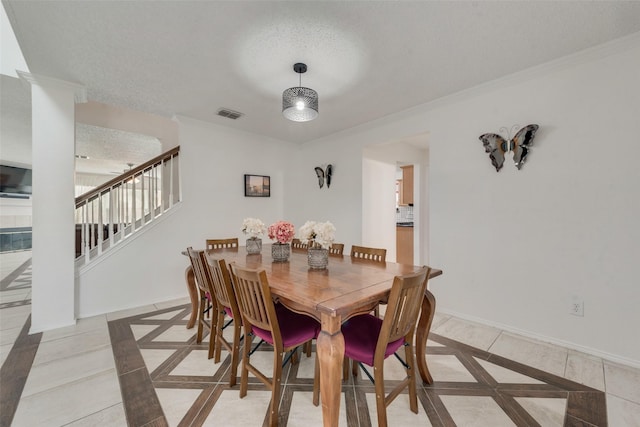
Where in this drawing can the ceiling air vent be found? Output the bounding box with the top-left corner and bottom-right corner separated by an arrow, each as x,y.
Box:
216,108 -> 243,120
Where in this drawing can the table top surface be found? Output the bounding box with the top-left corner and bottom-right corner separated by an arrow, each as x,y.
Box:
204,245 -> 442,320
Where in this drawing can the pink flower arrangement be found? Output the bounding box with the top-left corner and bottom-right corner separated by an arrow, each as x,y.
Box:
268,220 -> 295,244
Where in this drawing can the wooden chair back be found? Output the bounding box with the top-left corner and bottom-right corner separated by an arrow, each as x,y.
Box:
206,254 -> 243,386
186,247 -> 214,297
378,267 -> 431,348
206,238 -> 239,250
350,245 -> 387,263
291,238 -> 308,250
229,264 -> 281,342
186,247 -> 215,354
329,243 -> 344,256
206,255 -> 240,319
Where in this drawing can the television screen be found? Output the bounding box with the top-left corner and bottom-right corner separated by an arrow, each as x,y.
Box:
0,165 -> 32,195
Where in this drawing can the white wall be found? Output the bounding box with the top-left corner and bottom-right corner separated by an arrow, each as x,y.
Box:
288,35 -> 640,366
77,117 -> 295,317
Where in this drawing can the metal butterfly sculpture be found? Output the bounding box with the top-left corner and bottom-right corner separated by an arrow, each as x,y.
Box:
479,124 -> 539,172
314,164 -> 333,188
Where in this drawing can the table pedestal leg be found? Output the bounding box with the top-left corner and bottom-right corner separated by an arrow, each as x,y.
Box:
317,314 -> 344,427
416,289 -> 436,384
185,266 -> 197,329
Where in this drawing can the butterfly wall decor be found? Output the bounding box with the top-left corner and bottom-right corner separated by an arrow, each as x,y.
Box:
478,124 -> 539,172
314,164 -> 333,189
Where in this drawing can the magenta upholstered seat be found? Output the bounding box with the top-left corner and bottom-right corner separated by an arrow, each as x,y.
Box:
252,303 -> 319,348
229,263 -> 319,427
314,267 -> 431,427
342,315 -> 405,367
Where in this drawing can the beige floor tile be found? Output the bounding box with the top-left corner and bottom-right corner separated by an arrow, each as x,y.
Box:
288,391 -> 347,427
106,304 -> 158,321
22,346 -> 116,397
606,394 -> 640,427
433,317 -> 501,351
515,397 -> 566,426
0,325 -> 22,346
475,358 -> 544,384
39,314 -> 107,343
426,354 -> 477,382
604,361 -> 640,404
293,352 -> 317,380
203,389 -> 271,426
564,350 -> 605,391
488,333 -> 567,377
0,289 -> 30,304
366,393 -> 432,427
12,369 -> 122,427
153,324 -> 198,342
154,297 -> 191,310
143,307 -> 188,320
0,304 -> 31,330
156,387 -> 206,427
441,395 -> 516,426
140,348 -> 178,373
169,349 -> 218,377
130,323 -> 160,340
430,312 -> 451,331
33,326 -> 111,365
65,403 -> 127,427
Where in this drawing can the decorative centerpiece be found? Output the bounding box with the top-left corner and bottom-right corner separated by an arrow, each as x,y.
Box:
242,217 -> 267,254
298,220 -> 336,269
268,220 -> 295,262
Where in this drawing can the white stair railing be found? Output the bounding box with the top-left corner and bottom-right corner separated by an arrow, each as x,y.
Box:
75,146 -> 180,266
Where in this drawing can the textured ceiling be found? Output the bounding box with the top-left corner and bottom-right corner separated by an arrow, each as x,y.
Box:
4,1 -> 640,146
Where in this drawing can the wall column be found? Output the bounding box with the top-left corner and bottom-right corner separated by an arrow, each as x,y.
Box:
18,72 -> 86,333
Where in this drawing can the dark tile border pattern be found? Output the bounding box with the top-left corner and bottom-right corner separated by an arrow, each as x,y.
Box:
109,305 -> 607,427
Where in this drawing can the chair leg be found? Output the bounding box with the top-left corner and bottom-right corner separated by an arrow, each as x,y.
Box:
269,350 -> 285,427
229,322 -> 241,387
239,328 -> 251,398
196,296 -> 206,344
373,359 -> 388,427
406,344 -> 418,413
213,309 -> 225,362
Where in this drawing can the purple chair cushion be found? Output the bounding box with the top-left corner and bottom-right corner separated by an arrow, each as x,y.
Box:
224,306 -> 233,318
252,304 -> 320,348
342,314 -> 405,367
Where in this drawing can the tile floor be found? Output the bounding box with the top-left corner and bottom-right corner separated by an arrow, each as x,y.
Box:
1,250 -> 640,426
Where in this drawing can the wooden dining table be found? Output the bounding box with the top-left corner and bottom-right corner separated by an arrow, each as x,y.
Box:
183,244 -> 442,427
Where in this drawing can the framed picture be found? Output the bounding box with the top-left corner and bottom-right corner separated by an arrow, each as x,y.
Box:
244,174 -> 270,197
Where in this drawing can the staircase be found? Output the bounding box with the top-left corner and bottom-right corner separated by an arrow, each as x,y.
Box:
74,146 -> 181,266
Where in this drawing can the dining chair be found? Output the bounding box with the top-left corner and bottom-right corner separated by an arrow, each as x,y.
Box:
328,243 -> 344,256
229,263 -> 320,427
186,247 -> 216,357
350,244 -> 387,319
205,254 -> 243,387
313,267 -> 431,427
206,238 -> 239,250
291,238 -> 308,250
350,244 -> 387,262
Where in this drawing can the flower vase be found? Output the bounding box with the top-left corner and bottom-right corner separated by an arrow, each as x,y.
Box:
271,243 -> 291,262
308,247 -> 329,269
246,238 -> 262,254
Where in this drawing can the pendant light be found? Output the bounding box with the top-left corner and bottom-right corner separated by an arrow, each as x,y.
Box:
282,63 -> 318,122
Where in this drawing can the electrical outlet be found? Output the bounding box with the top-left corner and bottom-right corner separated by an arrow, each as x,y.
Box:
569,296 -> 584,316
